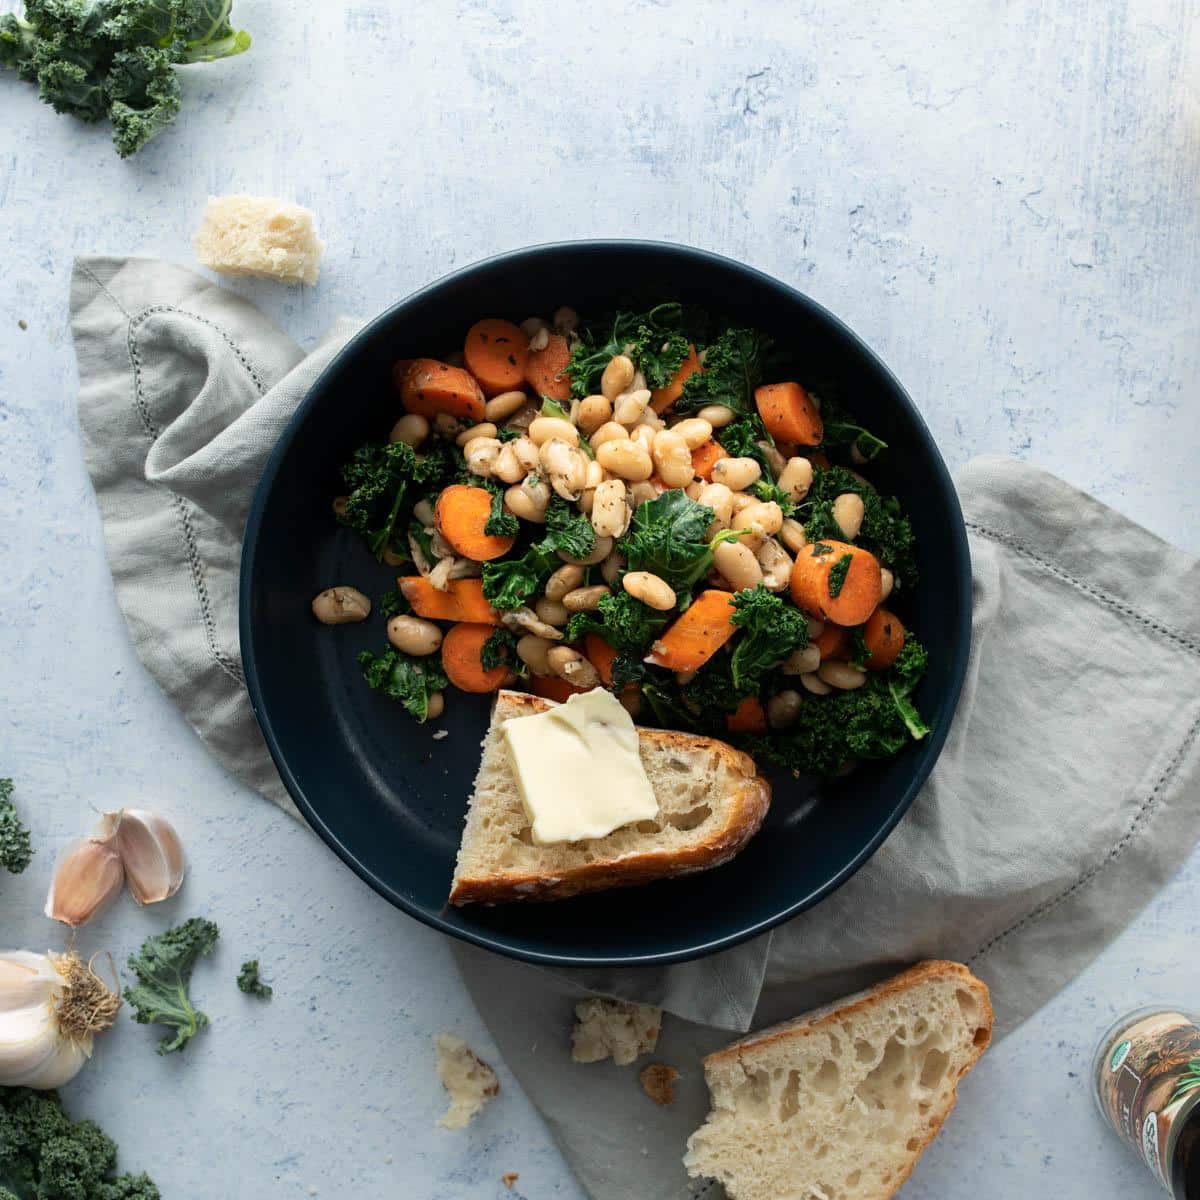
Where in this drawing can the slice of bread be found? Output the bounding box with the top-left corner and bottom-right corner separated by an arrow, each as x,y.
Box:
448,689 -> 771,904
684,961 -> 993,1200
193,195 -> 324,285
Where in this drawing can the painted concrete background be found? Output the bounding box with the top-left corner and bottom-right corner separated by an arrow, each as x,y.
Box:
1,1 -> 1198,1196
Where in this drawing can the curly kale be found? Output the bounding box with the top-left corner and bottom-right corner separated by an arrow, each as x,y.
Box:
358,647 -> 448,722
675,327 -> 771,417
713,412 -> 777,479
236,959 -> 272,1000
566,304 -> 694,399
729,586 -> 809,694
817,394 -> 888,463
798,466 -> 918,586
125,916 -> 219,1054
479,628 -> 520,674
0,1087 -> 160,1199
0,779 -> 32,876
0,0 -> 250,157
482,497 -> 595,611
339,439 -> 452,562
563,591 -> 668,657
480,479 -> 518,539
750,479 -> 795,514
379,586 -> 410,619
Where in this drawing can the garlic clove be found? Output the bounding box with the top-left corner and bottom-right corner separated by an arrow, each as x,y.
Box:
103,809 -> 185,905
0,952 -> 60,1010
44,839 -> 125,927
0,1003 -> 67,1086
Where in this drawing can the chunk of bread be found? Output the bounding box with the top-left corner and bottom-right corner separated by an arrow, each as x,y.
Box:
449,690 -> 771,904
684,961 -> 993,1200
193,195 -> 324,285
434,1034 -> 499,1130
640,1062 -> 679,1105
571,998 -> 662,1065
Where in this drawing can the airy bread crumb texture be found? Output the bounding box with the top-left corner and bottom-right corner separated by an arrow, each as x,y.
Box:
571,998 -> 662,1065
435,1033 -> 499,1130
193,194 -> 324,285
684,962 -> 993,1200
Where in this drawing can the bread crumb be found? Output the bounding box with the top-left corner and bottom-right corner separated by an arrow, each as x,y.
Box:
17,319 -> 27,330
434,1033 -> 499,1129
432,729 -> 448,740
640,1062 -> 679,1105
501,1173 -> 519,1189
571,998 -> 661,1065
193,194 -> 324,285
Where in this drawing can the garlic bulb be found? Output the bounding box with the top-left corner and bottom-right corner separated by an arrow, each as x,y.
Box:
97,809 -> 185,905
44,839 -> 124,927
0,950 -> 120,1089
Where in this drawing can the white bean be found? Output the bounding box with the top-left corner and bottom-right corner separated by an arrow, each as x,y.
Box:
516,634 -> 555,675
713,540 -> 763,591
777,457 -> 815,502
755,538 -> 793,591
529,326 -> 550,352
484,390 -> 529,422
591,479 -> 630,538
601,549 -> 627,587
577,394 -> 612,434
505,476 -> 550,523
389,414 -> 429,447
465,437 -> 502,477
767,690 -> 802,729
520,317 -> 548,339
735,500 -> 784,537
425,691 -> 445,720
590,421 -> 631,449
758,440 -> 787,477
779,517 -> 807,555
880,567 -> 895,601
386,615 -> 443,656
800,672 -> 833,695
782,645 -> 822,675
332,495 -> 349,517
731,491 -> 758,514
584,459 -> 605,488
493,442 -> 527,484
697,404 -> 735,428
806,616 -> 825,639
671,418 -> 714,449
528,416 -> 580,446
535,596 -> 569,626
711,456 -> 762,491
832,492 -> 865,541
596,439 -> 654,482
413,498 -> 435,526
614,389 -> 652,426
547,645 -> 600,689
685,480 -> 705,500
562,585 -> 610,612
601,354 -> 635,401
544,564 -> 585,601
631,424 -> 657,454
622,571 -> 676,611
311,587 -> 371,624
818,661 -> 867,690
456,422 -> 498,447
628,481 -> 660,507
558,534 -> 613,566
433,412 -> 464,440
552,305 -> 579,335
698,483 -> 734,528
540,438 -> 588,500
652,429 -> 694,488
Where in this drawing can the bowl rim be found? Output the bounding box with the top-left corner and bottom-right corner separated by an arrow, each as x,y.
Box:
240,238 -> 972,967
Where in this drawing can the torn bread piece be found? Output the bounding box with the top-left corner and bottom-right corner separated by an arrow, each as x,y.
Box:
640,1063 -> 679,1106
572,998 -> 662,1065
435,1033 -> 499,1129
193,194 -> 324,285
684,961 -> 993,1200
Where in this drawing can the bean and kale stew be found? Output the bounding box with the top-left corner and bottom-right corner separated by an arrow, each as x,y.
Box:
331,304 -> 930,776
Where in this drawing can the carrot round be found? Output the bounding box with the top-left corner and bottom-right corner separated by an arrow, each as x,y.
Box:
643,589 -> 737,672
524,332 -> 572,401
726,696 -> 767,734
435,484 -> 517,562
584,634 -> 618,687
441,623 -> 510,693
399,576 -> 501,625
812,622 -> 849,661
650,344 -> 702,413
861,607 -> 906,670
789,540 -> 881,626
401,358 -> 485,422
463,319 -> 529,396
530,674 -> 587,703
690,440 -> 728,482
755,382 -> 823,446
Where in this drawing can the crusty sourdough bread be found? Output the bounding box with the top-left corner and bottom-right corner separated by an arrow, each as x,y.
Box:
684,961 -> 993,1200
193,195 -> 324,285
448,689 -> 771,904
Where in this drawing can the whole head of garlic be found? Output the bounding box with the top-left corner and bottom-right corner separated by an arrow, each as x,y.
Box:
0,950 -> 120,1089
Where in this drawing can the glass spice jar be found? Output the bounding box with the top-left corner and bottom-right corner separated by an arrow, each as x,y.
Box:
1093,1007 -> 1200,1198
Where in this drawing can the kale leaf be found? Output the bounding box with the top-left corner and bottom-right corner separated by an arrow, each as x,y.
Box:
0,1086 -> 160,1200
563,591 -> 668,656
358,647 -> 448,722
379,586 -> 410,619
798,466 -> 918,585
817,394 -> 888,463
750,479 -> 796,515
675,327 -> 771,416
0,778 -> 33,876
0,0 -> 251,158
339,440 -> 452,562
481,497 -> 595,611
827,554 -> 853,598
126,916 -> 219,1055
714,412 -> 777,479
729,586 -> 809,694
480,628 -> 520,673
481,480 -> 518,538
567,304 -> 692,398
236,959 -> 272,1000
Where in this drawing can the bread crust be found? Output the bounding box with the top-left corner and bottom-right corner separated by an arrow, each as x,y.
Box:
449,690 -> 771,905
698,960 -> 993,1200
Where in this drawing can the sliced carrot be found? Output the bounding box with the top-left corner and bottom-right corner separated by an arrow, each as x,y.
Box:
463,319 -> 529,397
755,382 -> 823,446
726,696 -> 767,734
643,589 -> 737,672
398,576 -> 501,625
861,607 -> 906,670
789,540 -> 881,626
583,634 -> 618,687
400,358 -> 485,422
435,484 -> 517,562
650,344 -> 702,413
690,440 -> 728,482
530,674 -> 586,703
442,623 -> 510,693
813,622 -> 849,661
524,332 -> 572,402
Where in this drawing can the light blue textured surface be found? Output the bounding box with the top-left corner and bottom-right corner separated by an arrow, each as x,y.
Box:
1,1 -> 1197,1196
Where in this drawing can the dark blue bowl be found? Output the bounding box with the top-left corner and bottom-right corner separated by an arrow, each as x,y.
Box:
240,241 -> 970,968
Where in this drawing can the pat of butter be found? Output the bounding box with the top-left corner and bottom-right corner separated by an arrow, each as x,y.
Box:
502,689 -> 658,845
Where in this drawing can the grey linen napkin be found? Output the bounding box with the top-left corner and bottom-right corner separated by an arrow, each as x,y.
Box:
70,257 -> 1200,1200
